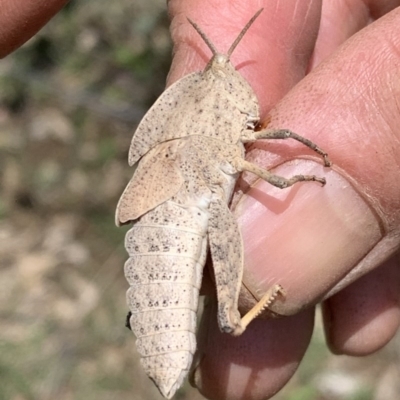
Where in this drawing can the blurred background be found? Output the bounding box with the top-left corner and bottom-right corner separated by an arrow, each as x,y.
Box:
0,1 -> 398,399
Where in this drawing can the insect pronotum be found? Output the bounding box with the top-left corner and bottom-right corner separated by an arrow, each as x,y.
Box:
115,8 -> 331,399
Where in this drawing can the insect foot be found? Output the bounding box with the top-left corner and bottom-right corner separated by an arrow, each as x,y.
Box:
116,7 -> 330,399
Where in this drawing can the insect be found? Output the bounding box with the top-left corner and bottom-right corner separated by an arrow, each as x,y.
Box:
115,9 -> 330,399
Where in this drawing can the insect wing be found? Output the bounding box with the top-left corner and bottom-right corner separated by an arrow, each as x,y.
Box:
128,72 -> 202,166
116,144 -> 184,225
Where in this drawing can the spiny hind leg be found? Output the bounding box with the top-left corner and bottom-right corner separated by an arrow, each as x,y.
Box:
232,285 -> 286,336
233,157 -> 326,188
208,197 -> 286,336
208,197 -> 244,334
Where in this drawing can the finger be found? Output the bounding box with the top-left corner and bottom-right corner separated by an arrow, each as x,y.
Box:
168,0 -> 322,116
322,254 -> 400,355
0,0 -> 68,58
167,2 -> 323,398
236,8 -> 400,315
310,0 -> 400,68
192,298 -> 314,400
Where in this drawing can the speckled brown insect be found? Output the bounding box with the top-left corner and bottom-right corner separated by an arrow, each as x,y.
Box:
116,9 -> 330,399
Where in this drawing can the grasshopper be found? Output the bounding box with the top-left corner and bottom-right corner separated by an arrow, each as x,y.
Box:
116,9 -> 330,399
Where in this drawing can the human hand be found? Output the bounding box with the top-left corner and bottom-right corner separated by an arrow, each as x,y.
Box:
168,1 -> 400,399
0,0 -> 67,58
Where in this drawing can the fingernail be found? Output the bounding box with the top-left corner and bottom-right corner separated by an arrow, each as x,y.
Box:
234,160 -> 383,315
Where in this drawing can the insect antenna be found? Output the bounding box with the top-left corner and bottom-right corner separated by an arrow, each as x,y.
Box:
187,18 -> 218,56
227,8 -> 263,58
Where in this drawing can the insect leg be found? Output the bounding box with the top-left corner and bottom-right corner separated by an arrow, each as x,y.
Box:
232,285 -> 286,336
208,197 -> 243,335
233,157 -> 326,188
242,128 -> 331,167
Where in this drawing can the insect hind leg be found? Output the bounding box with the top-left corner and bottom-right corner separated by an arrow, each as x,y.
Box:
232,284 -> 286,336
208,197 -> 244,334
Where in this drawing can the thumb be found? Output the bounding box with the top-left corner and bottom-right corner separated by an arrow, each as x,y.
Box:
237,8 -> 400,316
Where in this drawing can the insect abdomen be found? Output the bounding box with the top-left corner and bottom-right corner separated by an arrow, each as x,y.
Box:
124,201 -> 208,398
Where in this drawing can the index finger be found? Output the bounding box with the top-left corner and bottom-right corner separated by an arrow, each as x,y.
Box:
0,0 -> 68,58
166,1 -> 324,399
168,0 -> 322,117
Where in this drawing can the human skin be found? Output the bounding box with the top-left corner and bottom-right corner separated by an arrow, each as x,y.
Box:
2,1 -> 400,399
0,0 -> 68,58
